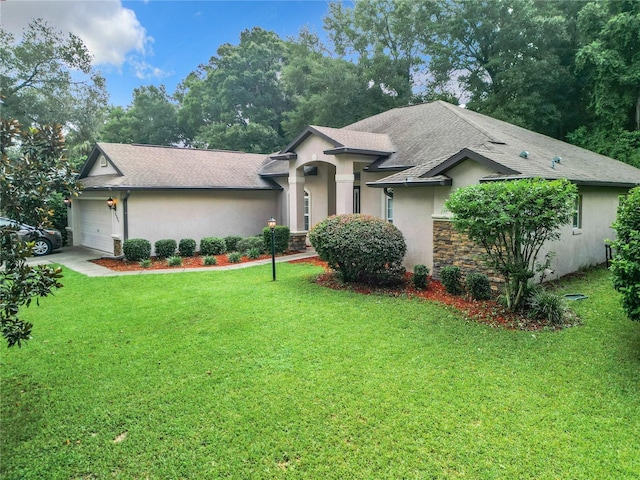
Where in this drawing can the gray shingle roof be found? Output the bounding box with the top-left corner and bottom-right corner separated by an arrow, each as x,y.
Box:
80,143 -> 281,191
346,101 -> 640,187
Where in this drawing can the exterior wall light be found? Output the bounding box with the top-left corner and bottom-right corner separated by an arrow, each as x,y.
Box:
64,197 -> 72,208
107,197 -> 116,211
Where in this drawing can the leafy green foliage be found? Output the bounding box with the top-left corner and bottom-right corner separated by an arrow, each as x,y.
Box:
123,239 -> 151,262
0,19 -> 107,160
200,237 -> 226,256
167,256 -> 183,267
466,272 -> 492,301
179,238 -> 197,257
227,251 -> 242,263
526,290 -> 567,325
154,239 -> 177,259
262,225 -> 290,254
309,214 -> 406,285
223,235 -> 243,253
203,255 -> 217,266
412,264 -> 430,290
139,259 -> 152,269
440,266 -> 463,296
446,178 -> 577,311
0,119 -> 77,347
237,236 -> 265,255
610,186 -> 640,321
246,247 -> 262,260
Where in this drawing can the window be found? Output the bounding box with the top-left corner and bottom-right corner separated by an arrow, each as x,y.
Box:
304,190 -> 310,231
572,194 -> 582,229
353,186 -> 361,214
384,188 -> 394,223
99,155 -> 108,167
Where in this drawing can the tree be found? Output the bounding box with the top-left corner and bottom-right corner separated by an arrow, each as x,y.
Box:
176,27 -> 291,153
427,0 -> 582,138
0,19 -> 108,158
568,0 -> 640,167
101,85 -> 181,146
445,178 -> 577,311
610,186 -> 640,322
0,119 -> 79,347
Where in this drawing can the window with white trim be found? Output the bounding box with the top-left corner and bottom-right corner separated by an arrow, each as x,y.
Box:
304,190 -> 310,231
572,194 -> 582,229
353,186 -> 361,214
384,188 -> 394,223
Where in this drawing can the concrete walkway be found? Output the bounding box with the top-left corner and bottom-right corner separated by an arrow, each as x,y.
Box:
28,246 -> 319,277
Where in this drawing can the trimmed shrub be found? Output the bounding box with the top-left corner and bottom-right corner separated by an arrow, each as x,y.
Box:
466,272 -> 492,300
224,235 -> 243,253
237,236 -> 264,254
154,239 -> 177,259
441,266 -> 463,295
227,251 -> 242,263
179,238 -> 197,257
611,186 -> 640,321
262,225 -> 290,254
203,255 -> 217,266
527,290 -> 566,325
123,238 -> 151,262
167,255 -> 182,267
247,247 -> 262,259
413,264 -> 430,290
200,237 -> 226,256
309,214 -> 406,285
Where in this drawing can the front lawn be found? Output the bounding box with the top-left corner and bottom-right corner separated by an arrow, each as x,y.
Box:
1,264 -> 639,479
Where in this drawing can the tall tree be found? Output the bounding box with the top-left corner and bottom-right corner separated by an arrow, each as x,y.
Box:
101,85 -> 181,146
0,19 -> 108,158
177,27 -> 291,153
427,0 -> 582,138
567,0 -> 640,167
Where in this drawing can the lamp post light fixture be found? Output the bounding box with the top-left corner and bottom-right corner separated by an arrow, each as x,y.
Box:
106,197 -> 116,211
268,217 -> 277,281
63,197 -> 72,208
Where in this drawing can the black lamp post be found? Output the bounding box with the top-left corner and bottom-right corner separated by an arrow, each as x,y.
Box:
268,217 -> 277,281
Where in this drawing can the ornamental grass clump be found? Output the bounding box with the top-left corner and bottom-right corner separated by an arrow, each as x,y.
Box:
167,255 -> 182,267
309,214 -> 406,285
227,252 -> 242,263
203,255 -> 217,266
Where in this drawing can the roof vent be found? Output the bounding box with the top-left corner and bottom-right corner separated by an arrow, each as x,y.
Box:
519,151 -> 529,159
551,156 -> 562,169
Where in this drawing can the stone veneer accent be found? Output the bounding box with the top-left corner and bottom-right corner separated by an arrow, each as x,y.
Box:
432,217 -> 503,288
112,237 -> 122,257
288,233 -> 307,252
65,227 -> 74,247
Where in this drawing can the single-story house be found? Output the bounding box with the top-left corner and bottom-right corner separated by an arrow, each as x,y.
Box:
70,100 -> 640,280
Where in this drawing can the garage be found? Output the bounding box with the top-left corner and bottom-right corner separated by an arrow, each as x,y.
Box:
79,200 -> 114,253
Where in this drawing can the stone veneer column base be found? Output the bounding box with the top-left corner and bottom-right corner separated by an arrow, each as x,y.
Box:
65,227 -> 74,247
112,236 -> 122,257
288,232 -> 307,252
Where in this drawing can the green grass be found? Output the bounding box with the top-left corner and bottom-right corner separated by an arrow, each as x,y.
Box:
1,264 -> 639,479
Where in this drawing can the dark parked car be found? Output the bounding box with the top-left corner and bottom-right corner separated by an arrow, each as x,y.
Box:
0,217 -> 63,256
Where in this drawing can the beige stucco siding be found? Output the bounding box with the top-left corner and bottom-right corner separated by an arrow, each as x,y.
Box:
393,187 -> 436,271
542,187 -> 625,280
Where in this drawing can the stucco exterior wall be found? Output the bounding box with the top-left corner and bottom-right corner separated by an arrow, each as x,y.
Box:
393,187 -> 435,271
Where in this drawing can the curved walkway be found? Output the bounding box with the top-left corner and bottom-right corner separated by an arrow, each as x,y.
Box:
28,246 -> 318,277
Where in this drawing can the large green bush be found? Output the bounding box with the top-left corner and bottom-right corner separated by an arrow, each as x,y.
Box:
123,239 -> 151,262
309,214 -> 406,285
200,237 -> 226,256
154,239 -> 177,259
224,235 -> 243,252
262,225 -> 290,254
179,238 -> 197,257
237,236 -> 265,254
611,186 -> 640,321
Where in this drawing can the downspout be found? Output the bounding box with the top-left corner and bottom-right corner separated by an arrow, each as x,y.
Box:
123,190 -> 131,241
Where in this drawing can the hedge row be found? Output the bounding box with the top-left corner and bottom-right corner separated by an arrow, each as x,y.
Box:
122,227 -> 291,262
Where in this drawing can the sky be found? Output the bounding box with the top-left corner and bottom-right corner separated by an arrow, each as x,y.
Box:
1,0 -> 335,106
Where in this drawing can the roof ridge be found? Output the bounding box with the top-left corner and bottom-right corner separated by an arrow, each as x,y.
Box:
435,102 -> 505,145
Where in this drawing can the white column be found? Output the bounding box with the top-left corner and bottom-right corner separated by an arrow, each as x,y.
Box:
335,160 -> 354,215
288,170 -> 306,233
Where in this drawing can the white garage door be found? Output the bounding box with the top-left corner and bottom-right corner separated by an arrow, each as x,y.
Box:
80,200 -> 113,253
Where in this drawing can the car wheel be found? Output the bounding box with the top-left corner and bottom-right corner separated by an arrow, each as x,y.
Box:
32,238 -> 52,256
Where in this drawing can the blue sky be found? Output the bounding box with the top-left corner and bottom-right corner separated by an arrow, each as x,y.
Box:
3,0 -> 335,106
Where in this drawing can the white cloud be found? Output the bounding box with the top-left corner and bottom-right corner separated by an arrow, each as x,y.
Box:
1,0 -> 152,68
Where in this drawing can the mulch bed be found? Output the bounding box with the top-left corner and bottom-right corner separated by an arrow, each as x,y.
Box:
92,252 -> 292,271
289,257 -> 573,331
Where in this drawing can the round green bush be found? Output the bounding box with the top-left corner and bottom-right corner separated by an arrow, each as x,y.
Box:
237,236 -> 264,254
466,272 -> 492,300
123,238 -> 151,262
200,237 -> 226,256
224,235 -> 243,252
413,264 -> 430,290
179,238 -> 197,257
309,214 -> 406,285
440,265 -> 463,295
154,239 -> 177,259
262,225 -> 290,254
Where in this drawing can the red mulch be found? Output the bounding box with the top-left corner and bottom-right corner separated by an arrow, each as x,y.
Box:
288,258 -> 568,331
92,252 -> 291,271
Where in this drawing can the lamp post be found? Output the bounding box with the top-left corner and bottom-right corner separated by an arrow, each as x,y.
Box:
268,217 -> 277,281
